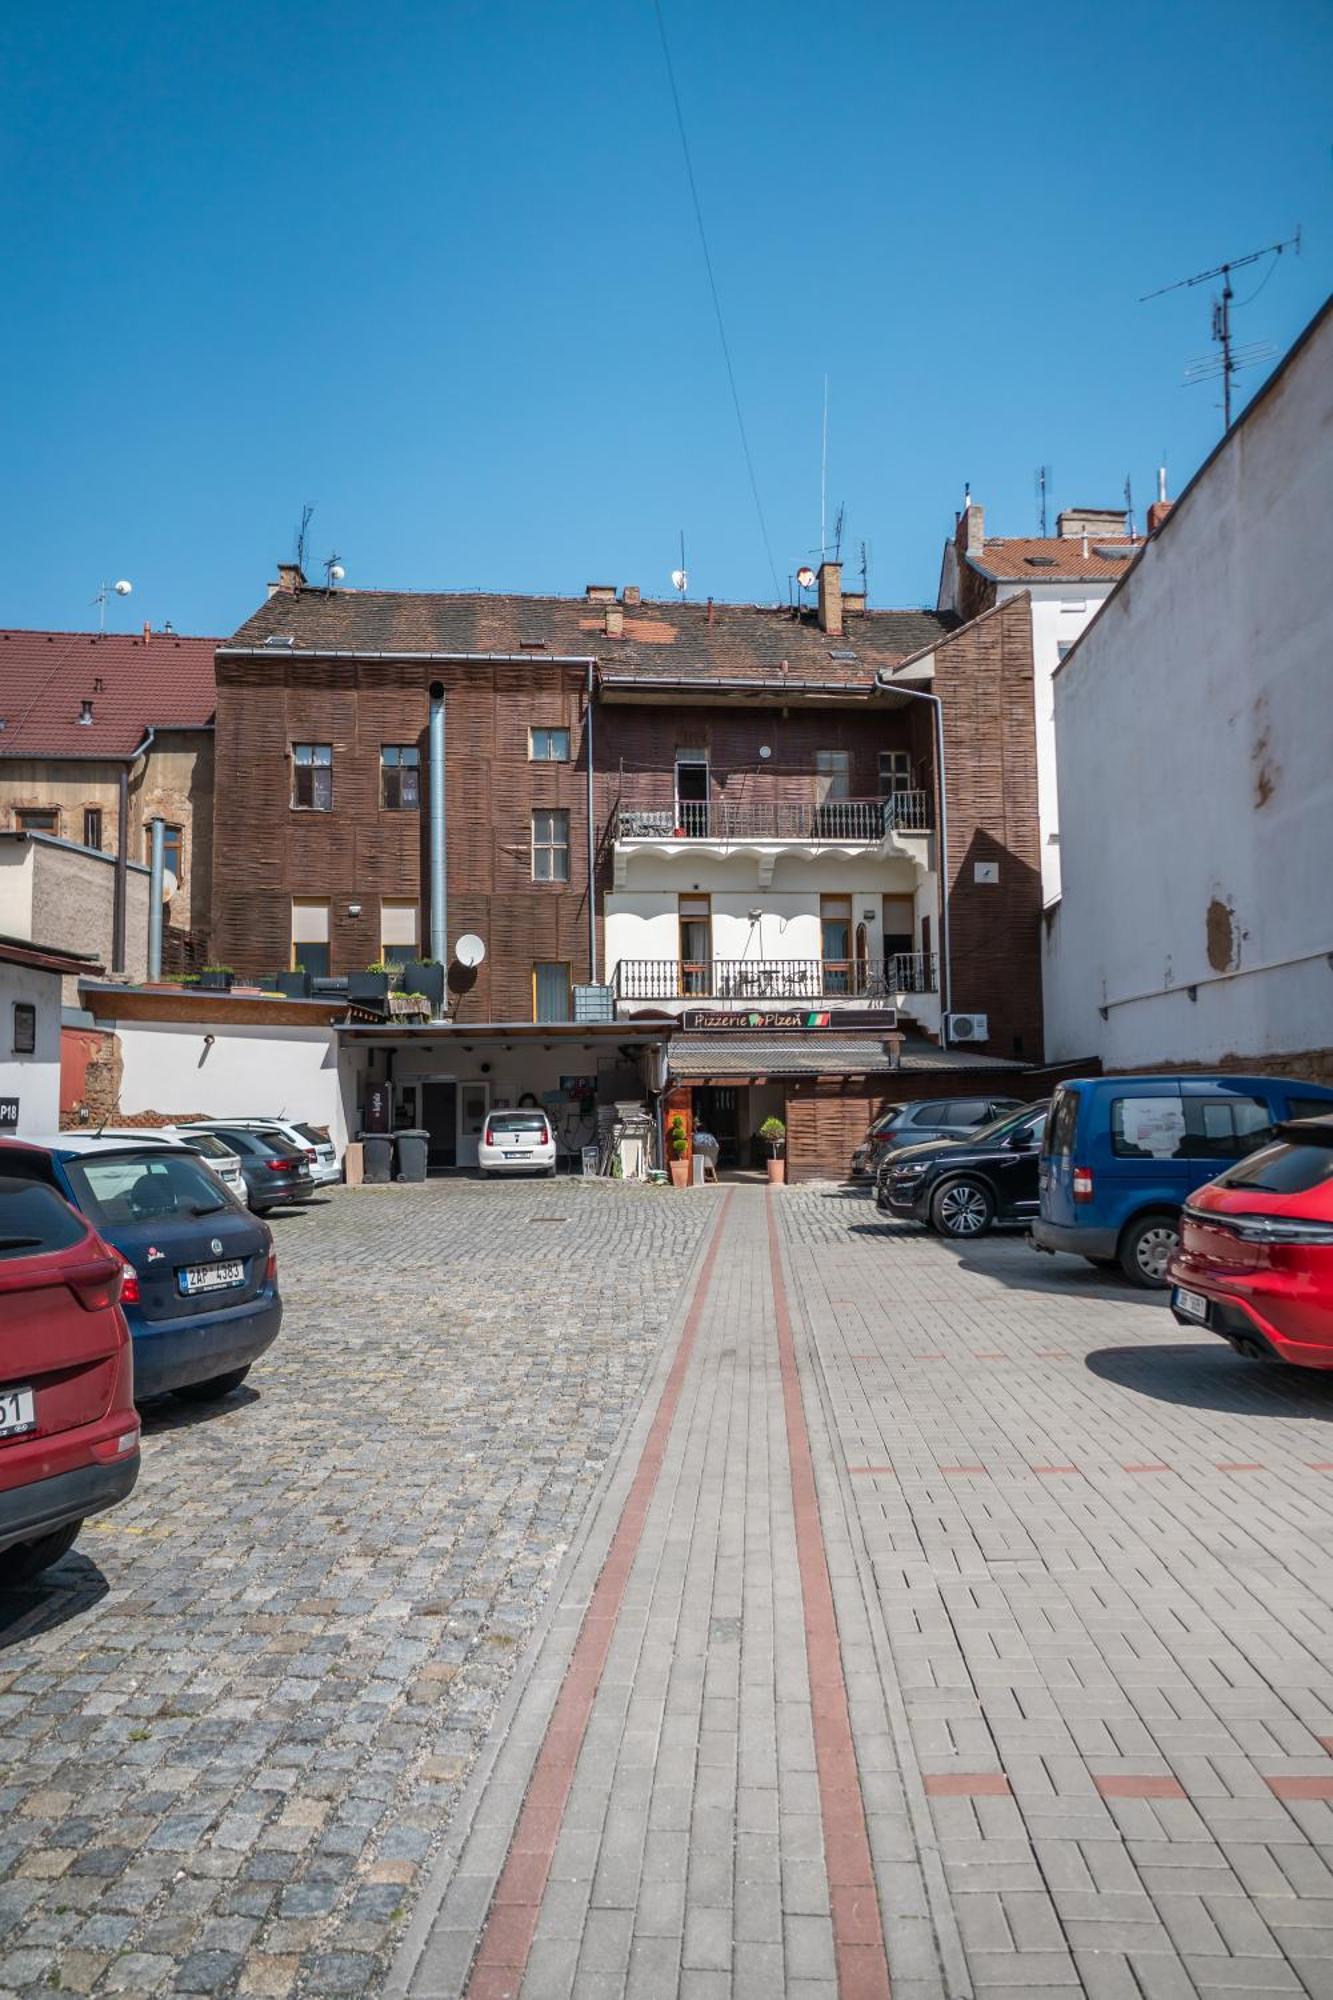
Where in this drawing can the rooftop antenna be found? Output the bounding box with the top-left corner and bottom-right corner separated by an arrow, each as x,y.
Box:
92,579 -> 133,632
670,530 -> 687,602
1035,464 -> 1050,537
859,539 -> 869,601
820,373 -> 829,558
322,552 -> 345,592
832,503 -> 845,564
1124,473 -> 1136,541
294,503 -> 314,574
1142,229 -> 1299,432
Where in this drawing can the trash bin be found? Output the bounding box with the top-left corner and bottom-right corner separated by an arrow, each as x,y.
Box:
395,1129 -> 429,1183
359,1131 -> 394,1184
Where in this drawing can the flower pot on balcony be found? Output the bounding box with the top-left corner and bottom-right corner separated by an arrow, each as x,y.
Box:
198,967 -> 234,993
766,1157 -> 786,1185
669,1159 -> 690,1189
348,970 -> 390,1004
277,970 -> 312,999
402,959 -> 445,1009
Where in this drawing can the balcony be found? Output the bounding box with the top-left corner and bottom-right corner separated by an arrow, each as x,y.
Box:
615,792 -> 932,844
612,953 -> 938,1004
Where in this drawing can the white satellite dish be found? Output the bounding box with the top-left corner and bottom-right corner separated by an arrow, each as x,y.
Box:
796,566 -> 816,590
670,568 -> 687,593
454,934 -> 486,968
162,869 -> 178,900
329,563 -> 345,581
114,580 -> 133,596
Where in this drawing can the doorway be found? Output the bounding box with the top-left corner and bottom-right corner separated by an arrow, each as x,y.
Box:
458,1082 -> 490,1168
675,750 -> 709,836
422,1080 -> 458,1170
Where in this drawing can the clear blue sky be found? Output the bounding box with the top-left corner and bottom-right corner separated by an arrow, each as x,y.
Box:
2,0 -> 1330,637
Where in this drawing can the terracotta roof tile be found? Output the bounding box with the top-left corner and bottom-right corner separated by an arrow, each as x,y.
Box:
0,630 -> 219,759
968,537 -> 1140,583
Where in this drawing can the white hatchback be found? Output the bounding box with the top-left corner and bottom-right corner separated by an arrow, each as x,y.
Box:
478,1110 -> 557,1177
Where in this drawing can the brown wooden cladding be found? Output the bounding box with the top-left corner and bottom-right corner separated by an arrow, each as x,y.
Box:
211,656 -> 595,1016
784,1072 -> 1023,1183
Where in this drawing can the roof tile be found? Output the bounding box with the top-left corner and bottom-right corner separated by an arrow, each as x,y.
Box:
0,630 -> 218,759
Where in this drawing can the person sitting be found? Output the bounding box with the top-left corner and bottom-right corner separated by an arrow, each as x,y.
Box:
691,1128 -> 720,1182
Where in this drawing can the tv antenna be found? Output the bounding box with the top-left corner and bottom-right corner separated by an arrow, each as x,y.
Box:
92,579 -> 133,632
294,503 -> 314,573
1035,465 -> 1051,537
1124,473 -> 1135,541
323,552 -> 345,592
670,530 -> 687,602
819,373 -> 829,557
858,539 -> 870,600
1142,229 -> 1300,432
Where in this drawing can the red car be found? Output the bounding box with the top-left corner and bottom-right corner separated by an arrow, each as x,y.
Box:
1169,1117 -> 1333,1366
0,1175 -> 140,1585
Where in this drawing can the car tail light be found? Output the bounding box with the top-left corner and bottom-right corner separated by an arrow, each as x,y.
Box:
1189,1206 -> 1333,1246
67,1253 -> 125,1312
119,1262 -> 141,1304
265,1156 -> 300,1171
1073,1167 -> 1094,1202
266,1246 -> 278,1284
302,1147 -> 317,1162
484,1124 -> 495,1145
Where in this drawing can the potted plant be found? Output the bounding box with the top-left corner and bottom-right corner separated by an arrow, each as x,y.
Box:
401,957 -> 445,1009
667,1115 -> 690,1189
277,966 -> 312,998
759,1116 -> 787,1185
348,960 -> 393,1003
198,963 -> 234,993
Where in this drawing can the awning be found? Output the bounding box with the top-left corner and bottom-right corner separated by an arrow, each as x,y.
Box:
668,1031 -> 1025,1084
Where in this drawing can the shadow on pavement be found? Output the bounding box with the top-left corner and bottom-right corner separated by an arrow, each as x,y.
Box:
0,1550 -> 109,1651
139,1384 -> 260,1435
1086,1342 -> 1333,1417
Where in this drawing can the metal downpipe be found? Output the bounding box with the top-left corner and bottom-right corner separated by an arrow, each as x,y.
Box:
147,816 -> 165,979
428,684 -> 447,1011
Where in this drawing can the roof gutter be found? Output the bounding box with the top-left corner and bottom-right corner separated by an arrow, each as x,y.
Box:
217,647 -> 599,666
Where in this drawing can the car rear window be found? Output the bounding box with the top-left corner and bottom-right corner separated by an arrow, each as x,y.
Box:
0,1177 -> 86,1258
1045,1087 -> 1080,1159
1216,1139 -> 1333,1195
489,1113 -> 548,1136
63,1151 -> 230,1227
1288,1097 -> 1333,1123
937,1100 -> 990,1128
293,1123 -> 330,1146
181,1132 -> 232,1161
1111,1093 -> 1273,1161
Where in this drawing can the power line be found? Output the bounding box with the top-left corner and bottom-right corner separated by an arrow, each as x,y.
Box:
652,0 -> 781,600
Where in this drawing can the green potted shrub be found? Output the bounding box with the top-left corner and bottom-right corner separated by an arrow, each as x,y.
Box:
667,1114 -> 690,1189
402,956 -> 445,1009
759,1115 -> 787,1185
198,963 -> 235,993
277,965 -> 312,998
349,959 -> 393,1003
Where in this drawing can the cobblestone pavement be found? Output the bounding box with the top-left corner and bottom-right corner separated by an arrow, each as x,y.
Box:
0,1181 -> 713,2000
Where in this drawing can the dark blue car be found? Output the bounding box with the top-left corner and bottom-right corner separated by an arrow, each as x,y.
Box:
0,1136 -> 282,1402
1032,1073 -> 1333,1287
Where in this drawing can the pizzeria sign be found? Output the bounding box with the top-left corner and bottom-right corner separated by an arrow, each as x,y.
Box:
682,1007 -> 897,1032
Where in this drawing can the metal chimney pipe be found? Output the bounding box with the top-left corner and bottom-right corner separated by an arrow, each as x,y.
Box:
147,815 -> 165,979
428,683 -> 447,1006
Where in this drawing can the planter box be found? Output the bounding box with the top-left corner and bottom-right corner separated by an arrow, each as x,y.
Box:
348,971 -> 390,1004
402,960 -> 446,1009
277,971 -> 312,999
198,969 -> 234,992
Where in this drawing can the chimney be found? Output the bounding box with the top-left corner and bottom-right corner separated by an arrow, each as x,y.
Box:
1056,507 -> 1128,541
142,621 -> 151,645
274,562 -> 306,596
584,583 -> 616,603
1147,499 -> 1174,534
622,584 -> 641,608
954,501 -> 985,557
604,603 -> 624,638
816,559 -> 843,637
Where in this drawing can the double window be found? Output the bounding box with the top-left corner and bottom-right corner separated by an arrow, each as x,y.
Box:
1110,1094 -> 1274,1162
292,743 -> 333,810
381,745 -> 420,809
15,808 -> 58,834
532,809 -> 570,882
879,750 -> 912,796
530,727 -> 570,762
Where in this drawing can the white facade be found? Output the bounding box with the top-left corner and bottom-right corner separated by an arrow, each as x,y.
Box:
1043,300 -> 1333,1071
113,1019 -> 350,1149
0,962 -> 63,1136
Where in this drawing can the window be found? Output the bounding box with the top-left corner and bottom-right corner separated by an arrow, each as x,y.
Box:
145,823 -> 183,883
938,1100 -> 990,1128
12,1003 -> 36,1055
532,809 -> 570,882
529,727 -> 571,763
1288,1098 -> 1333,1123
674,752 -> 709,835
882,893 -> 914,958
879,751 -> 912,797
815,750 -> 851,800
821,894 -> 852,993
63,1150 -> 229,1228
291,897 -> 331,978
678,894 -> 711,997
381,744 -> 420,809
1110,1093 -> 1274,1162
1047,1087 -> 1079,1159
0,1182 -> 84,1259
292,743 -> 333,810
533,963 -> 572,1022
1219,1139 -> 1333,1196
15,809 -> 58,834
83,807 -> 103,850
381,898 -> 418,969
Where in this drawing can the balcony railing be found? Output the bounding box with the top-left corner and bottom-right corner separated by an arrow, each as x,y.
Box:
612,954 -> 938,1003
615,792 -> 932,842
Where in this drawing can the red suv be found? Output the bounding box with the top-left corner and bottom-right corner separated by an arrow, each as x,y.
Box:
0,1176 -> 140,1585
1169,1118 -> 1333,1366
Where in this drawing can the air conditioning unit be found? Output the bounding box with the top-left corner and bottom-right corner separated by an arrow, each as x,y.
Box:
946,1011 -> 989,1044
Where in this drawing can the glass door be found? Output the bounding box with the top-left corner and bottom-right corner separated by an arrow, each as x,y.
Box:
674,752 -> 710,836
458,1083 -> 490,1168
678,894 -> 712,997
820,894 -> 852,994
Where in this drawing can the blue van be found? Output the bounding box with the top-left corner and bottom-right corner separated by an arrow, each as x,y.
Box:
1032,1074 -> 1333,1287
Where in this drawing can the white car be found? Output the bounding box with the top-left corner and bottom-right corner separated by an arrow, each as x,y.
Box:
177,1119 -> 341,1187
94,1127 -> 247,1203
478,1109 -> 557,1177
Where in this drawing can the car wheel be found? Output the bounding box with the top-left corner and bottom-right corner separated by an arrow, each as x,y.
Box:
172,1366 -> 252,1404
1118,1213 -> 1179,1289
0,1521 -> 82,1586
931,1177 -> 995,1239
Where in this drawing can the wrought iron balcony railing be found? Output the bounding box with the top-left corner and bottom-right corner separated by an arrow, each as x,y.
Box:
614,791 -> 932,842
612,953 -> 938,1003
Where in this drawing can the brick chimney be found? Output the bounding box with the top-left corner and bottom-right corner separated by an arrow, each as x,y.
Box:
273,562 -> 306,596
1147,499 -> 1174,534
622,584 -> 641,608
584,583 -> 616,603
955,500 -> 985,557
816,559 -> 843,637
604,603 -> 624,638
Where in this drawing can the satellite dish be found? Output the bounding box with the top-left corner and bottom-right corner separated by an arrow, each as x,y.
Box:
796,566 -> 816,590
670,568 -> 687,592
759,745 -> 772,760
162,869 -> 178,900
454,934 -> 486,968
114,580 -> 133,596
329,564 -> 345,582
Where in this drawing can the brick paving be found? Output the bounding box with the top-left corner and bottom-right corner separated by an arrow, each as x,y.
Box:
0,1182 -> 713,2000
11,1178 -> 1333,1998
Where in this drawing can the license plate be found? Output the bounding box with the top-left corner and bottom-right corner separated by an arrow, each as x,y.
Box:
503,1150 -> 529,1159
0,1386 -> 35,1439
181,1260 -> 245,1295
1173,1286 -> 1210,1324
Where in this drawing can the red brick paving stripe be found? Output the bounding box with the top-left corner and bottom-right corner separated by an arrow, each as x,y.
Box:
1031,1465 -> 1080,1476
1318,1737 -> 1333,1755
1266,1774 -> 1333,1800
1122,1463 -> 1172,1474
923,1772 -> 1012,1798
1216,1462 -> 1266,1472
850,1465 -> 897,1477
1094,1774 -> 1187,1799
939,1464 -> 987,1476
462,1192 -> 734,1996
767,1198 -> 893,2000
1308,1462 -> 1333,1472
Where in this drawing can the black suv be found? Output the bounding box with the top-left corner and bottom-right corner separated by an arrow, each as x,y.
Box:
877,1101 -> 1049,1238
851,1095 -> 1024,1179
